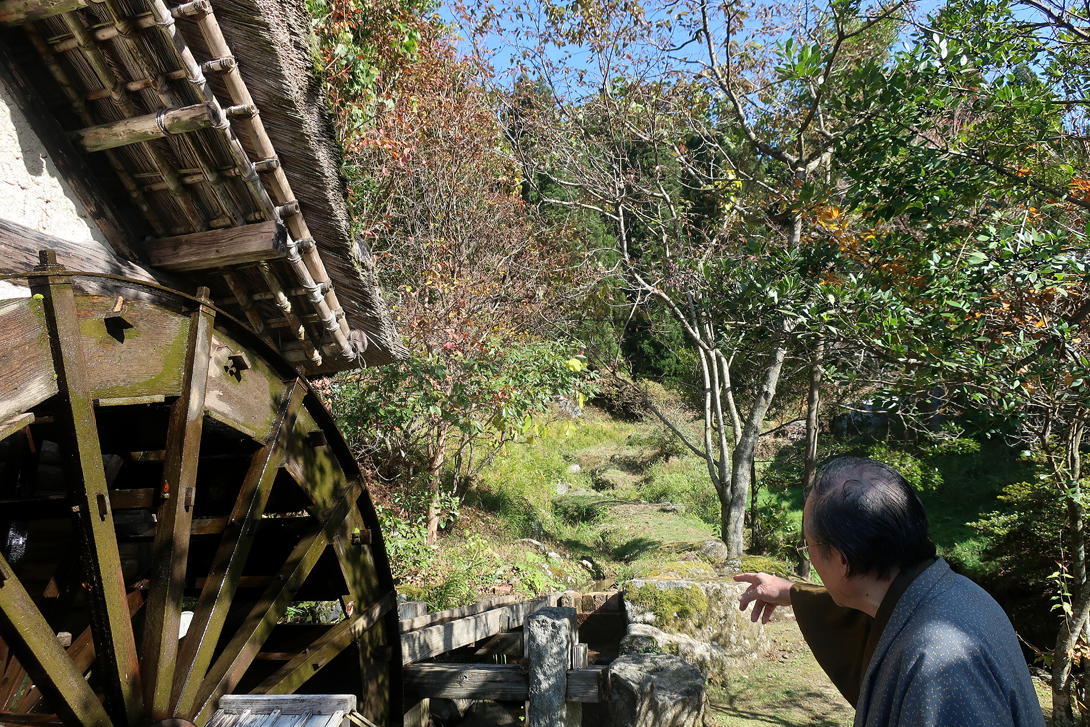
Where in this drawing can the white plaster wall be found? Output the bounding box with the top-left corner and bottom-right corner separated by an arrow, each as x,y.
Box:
0,82 -> 118,299
0,82 -> 111,248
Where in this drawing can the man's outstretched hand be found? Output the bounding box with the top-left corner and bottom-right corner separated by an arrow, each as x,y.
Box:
734,572 -> 794,624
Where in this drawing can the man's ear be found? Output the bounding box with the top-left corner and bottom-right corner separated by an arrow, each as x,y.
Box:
830,547 -> 851,578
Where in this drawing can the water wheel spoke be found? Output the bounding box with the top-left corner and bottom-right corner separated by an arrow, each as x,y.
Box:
192,483 -> 362,724
30,254 -> 142,726
332,501 -> 383,605
19,591 -> 144,714
140,291 -> 216,720
252,592 -> 396,696
0,554 -> 112,727
171,381 -> 305,717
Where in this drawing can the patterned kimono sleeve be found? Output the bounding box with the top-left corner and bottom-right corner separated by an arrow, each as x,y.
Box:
791,582 -> 874,706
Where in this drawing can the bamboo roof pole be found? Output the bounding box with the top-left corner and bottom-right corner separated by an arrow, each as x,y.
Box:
173,0 -> 358,359
129,0 -> 328,364
95,0 -> 245,227
257,261 -> 322,365
127,1 -> 276,219
23,23 -> 167,236
50,13 -> 158,53
59,11 -> 208,232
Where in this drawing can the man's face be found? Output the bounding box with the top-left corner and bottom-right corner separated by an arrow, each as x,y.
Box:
803,498 -> 850,606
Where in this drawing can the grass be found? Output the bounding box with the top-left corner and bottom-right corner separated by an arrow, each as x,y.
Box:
706,615 -> 854,727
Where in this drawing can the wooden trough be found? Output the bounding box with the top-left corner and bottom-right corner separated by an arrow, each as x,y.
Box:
0,258 -> 401,727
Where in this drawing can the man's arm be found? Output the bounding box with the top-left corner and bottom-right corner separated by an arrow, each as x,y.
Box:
737,571 -> 873,706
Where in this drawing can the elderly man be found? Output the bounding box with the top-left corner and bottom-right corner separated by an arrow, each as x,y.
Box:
735,456 -> 1044,726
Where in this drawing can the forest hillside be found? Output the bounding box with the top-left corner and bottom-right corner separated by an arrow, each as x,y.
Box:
302,0 -> 1090,720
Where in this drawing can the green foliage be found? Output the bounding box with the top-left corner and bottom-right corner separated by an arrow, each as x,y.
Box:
330,340 -> 595,493
970,473 -> 1067,589
749,501 -> 798,562
306,0 -> 433,136
863,442 -> 944,491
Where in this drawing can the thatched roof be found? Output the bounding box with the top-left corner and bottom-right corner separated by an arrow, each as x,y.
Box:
0,0 -> 405,374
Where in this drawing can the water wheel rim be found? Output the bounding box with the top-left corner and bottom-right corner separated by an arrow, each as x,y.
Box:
0,263 -> 400,727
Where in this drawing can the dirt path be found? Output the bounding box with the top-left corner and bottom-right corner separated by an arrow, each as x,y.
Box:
706,614 -> 854,727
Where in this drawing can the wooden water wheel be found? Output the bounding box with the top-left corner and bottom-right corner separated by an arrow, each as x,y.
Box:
0,254 -> 401,727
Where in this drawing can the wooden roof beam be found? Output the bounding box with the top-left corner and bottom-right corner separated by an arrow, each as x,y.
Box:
0,0 -> 92,27
70,103 -> 217,154
143,221 -> 286,272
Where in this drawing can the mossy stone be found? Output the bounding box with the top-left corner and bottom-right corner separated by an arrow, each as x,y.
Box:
627,582 -> 708,631
643,560 -> 717,580
738,555 -> 792,579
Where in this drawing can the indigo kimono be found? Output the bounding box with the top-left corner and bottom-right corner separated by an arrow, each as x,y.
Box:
792,558 -> 1045,727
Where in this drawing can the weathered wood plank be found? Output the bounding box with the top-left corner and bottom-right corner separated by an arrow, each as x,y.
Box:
398,601 -> 426,621
77,296 -> 189,401
401,602 -> 530,665
216,694 -> 355,715
0,413 -> 33,443
143,222 -> 287,272
402,700 -> 429,727
565,668 -> 602,703
70,104 -> 215,153
0,298 -> 58,423
0,219 -> 166,286
203,331 -> 286,444
30,255 -> 143,726
405,664 -> 528,701
0,487 -> 154,520
403,665 -> 604,703
141,289 -> 215,720
400,595 -> 521,634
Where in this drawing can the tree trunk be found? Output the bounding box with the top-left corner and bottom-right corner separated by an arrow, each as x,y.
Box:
797,337 -> 823,578
1056,421 -> 1088,722
425,424 -> 450,546
723,344 -> 789,557
1054,482 -> 1088,723
801,336 -> 824,496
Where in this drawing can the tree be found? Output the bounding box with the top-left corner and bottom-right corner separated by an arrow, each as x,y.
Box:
463,0 -> 914,556
822,10 -> 1090,715
311,4 -> 595,544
